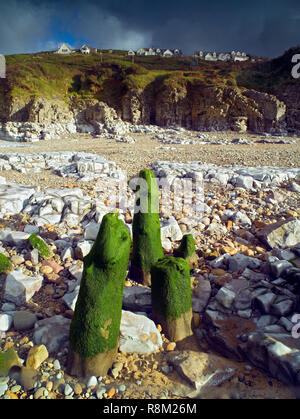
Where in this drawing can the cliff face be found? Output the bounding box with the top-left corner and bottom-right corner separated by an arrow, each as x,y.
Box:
0,91 -> 74,124
121,83 -> 287,134
0,83 -> 289,136
277,85 -> 300,133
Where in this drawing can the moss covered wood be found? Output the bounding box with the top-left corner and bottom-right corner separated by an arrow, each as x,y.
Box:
0,348 -> 21,376
28,234 -> 53,260
174,234 -> 198,269
0,253 -> 12,273
130,169 -> 164,286
68,212 -> 131,377
151,256 -> 193,342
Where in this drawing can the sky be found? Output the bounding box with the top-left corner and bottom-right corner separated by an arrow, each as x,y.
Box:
0,0 -> 299,57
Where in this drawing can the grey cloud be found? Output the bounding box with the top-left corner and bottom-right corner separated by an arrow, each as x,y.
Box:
0,0 -> 299,57
0,0 -> 55,54
70,3 -> 152,50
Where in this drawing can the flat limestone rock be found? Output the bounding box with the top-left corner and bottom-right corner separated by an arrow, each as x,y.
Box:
4,270 -> 43,306
244,328 -> 300,386
122,285 -> 152,313
256,218 -> 300,249
167,350 -> 236,396
0,183 -> 35,216
33,315 -> 71,354
119,310 -> 162,354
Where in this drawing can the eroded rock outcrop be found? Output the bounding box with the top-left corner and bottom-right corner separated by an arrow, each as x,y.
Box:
122,84 -> 287,134
0,84 -> 290,141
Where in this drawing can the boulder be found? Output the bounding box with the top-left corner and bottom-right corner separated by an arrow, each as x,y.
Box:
0,314 -> 13,332
192,278 -> 211,313
244,327 -> 300,386
33,315 -> 71,354
122,285 -> 152,313
215,287 -> 236,309
167,350 -> 236,396
119,310 -> 162,354
84,222 -> 100,241
228,253 -> 261,273
256,218 -> 300,249
4,271 -> 43,306
161,216 -> 183,242
13,311 -> 38,331
26,345 -> 49,369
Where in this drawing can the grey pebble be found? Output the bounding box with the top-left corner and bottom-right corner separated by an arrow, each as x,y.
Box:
0,384 -> 8,396
10,385 -> 21,393
53,359 -> 61,370
119,384 -> 126,392
64,383 -> 73,396
87,376 -> 97,388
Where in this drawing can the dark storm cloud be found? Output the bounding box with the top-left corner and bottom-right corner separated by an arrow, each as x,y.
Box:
0,0 -> 299,56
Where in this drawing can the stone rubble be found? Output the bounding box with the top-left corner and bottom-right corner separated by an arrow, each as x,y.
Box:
0,151 -> 121,182
152,161 -> 300,190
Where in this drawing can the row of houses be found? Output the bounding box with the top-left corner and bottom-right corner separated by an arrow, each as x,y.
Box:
195,50 -> 250,62
55,43 -> 251,62
55,43 -> 182,57
128,48 -> 183,57
56,43 -> 97,55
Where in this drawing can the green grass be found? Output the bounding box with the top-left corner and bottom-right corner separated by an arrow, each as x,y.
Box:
2,50 -> 242,101
236,46 -> 300,94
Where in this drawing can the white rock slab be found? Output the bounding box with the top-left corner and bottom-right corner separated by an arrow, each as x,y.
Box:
4,270 -> 43,306
119,310 -> 162,354
0,313 -> 13,331
84,222 -> 100,241
161,216 -> 183,242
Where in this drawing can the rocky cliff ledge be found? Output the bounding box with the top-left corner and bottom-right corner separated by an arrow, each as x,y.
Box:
0,86 -> 288,142
122,84 -> 287,134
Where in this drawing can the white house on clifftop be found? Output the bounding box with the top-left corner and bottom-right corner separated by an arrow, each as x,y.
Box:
196,50 -> 250,62
55,43 -> 97,55
56,43 -> 73,54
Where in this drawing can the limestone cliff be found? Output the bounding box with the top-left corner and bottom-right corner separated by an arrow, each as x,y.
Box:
121,84 -> 287,134
0,84 -> 289,138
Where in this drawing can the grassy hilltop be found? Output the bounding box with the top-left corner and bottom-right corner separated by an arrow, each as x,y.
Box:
0,47 -> 299,116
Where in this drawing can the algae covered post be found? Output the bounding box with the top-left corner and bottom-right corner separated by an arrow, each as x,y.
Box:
174,233 -> 198,269
151,256 -> 193,342
68,212 -> 131,378
130,169 -> 164,286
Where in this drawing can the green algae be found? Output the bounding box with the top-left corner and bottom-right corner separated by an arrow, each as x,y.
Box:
131,169 -> 164,284
0,348 -> 21,376
0,253 -> 12,274
69,213 -> 131,359
151,256 -> 192,320
28,234 -> 53,260
174,234 -> 196,259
